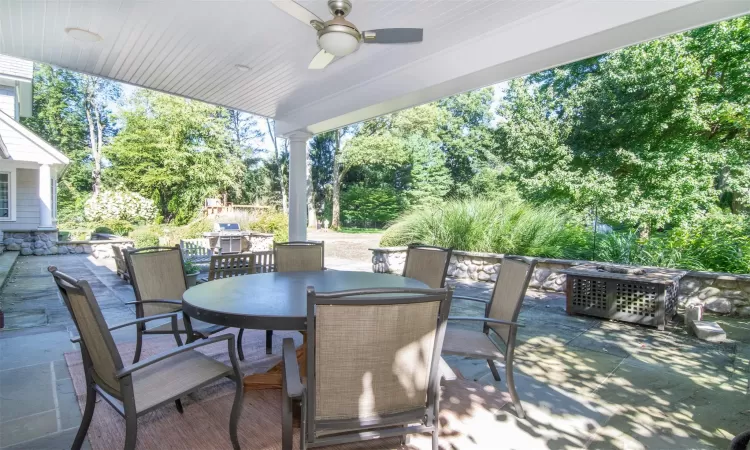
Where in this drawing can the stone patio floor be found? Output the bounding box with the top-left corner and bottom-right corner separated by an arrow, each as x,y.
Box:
0,253 -> 748,449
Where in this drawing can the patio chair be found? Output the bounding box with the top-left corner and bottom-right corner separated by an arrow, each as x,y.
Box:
402,244 -> 453,288
206,253 -> 256,361
111,244 -> 130,282
48,267 -> 243,450
441,255 -> 536,419
281,286 -> 452,450
263,241 -> 324,356
273,240 -> 325,272
124,246 -> 227,363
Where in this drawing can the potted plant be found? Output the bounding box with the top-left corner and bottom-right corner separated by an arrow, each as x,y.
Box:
184,260 -> 201,287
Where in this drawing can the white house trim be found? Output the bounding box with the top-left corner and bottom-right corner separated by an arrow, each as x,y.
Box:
0,132 -> 8,158
0,110 -> 69,165
0,166 -> 17,222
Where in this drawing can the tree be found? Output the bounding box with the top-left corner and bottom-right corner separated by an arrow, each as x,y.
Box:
104,90 -> 244,223
265,118 -> 289,214
308,131 -> 336,221
21,64 -> 91,219
79,75 -> 120,195
495,16 -> 750,232
437,88 -> 496,197
404,136 -> 452,207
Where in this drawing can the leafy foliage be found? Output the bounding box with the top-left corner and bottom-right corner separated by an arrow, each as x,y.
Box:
83,190 -> 156,223
341,185 -> 403,228
104,90 -> 245,224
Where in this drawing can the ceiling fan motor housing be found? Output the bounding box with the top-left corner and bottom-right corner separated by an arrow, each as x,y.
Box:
328,0 -> 352,17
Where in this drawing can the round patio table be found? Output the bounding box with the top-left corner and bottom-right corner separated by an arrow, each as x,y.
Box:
182,270 -> 428,390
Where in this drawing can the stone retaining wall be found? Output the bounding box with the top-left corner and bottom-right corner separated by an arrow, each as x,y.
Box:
57,239 -> 135,259
371,247 -> 750,316
2,230 -> 134,259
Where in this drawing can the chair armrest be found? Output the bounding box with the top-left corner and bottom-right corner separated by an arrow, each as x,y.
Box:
108,312 -> 180,331
282,338 -> 304,398
452,296 -> 489,304
125,299 -> 182,306
448,316 -> 523,327
69,312 -> 180,343
116,334 -> 234,378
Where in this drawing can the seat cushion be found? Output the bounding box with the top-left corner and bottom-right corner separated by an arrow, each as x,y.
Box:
132,350 -> 231,413
442,327 -> 505,360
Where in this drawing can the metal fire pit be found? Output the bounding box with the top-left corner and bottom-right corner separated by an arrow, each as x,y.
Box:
561,263 -> 686,330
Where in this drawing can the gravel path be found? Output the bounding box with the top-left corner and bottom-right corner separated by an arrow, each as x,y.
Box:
307,229 -> 382,264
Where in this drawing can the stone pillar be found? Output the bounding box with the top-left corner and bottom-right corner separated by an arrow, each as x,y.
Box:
287,131 -> 312,242
39,164 -> 53,229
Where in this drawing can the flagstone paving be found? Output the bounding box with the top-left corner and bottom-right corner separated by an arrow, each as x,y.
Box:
0,253 -> 748,449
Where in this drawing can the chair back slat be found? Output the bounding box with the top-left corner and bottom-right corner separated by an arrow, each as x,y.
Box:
274,241 -> 324,272
49,268 -> 123,396
488,256 -> 536,344
402,245 -> 452,288
253,250 -> 274,273
125,247 -> 186,317
208,253 -> 254,281
307,288 -> 451,431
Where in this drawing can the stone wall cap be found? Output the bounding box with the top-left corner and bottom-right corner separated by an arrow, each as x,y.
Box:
63,239 -> 134,245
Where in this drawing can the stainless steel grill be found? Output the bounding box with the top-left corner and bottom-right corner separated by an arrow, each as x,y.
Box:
204,223 -> 250,254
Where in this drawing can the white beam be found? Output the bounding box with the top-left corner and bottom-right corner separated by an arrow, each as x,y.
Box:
287,131 -> 312,242
276,0 -> 749,136
39,163 -> 52,229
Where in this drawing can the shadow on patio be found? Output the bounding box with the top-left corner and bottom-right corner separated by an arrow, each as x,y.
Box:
0,253 -> 748,449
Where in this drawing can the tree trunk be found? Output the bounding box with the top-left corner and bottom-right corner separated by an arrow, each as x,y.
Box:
331,129 -> 341,230
266,118 -> 288,215
84,104 -> 101,195
307,147 -> 317,228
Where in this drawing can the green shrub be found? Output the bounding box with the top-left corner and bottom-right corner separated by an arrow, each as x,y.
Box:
252,211 -> 289,243
381,197 -> 582,258
342,185 -> 403,228
94,219 -> 135,236
183,260 -> 200,275
129,226 -> 161,248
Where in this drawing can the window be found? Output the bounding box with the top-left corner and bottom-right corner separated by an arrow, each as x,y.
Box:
0,172 -> 9,219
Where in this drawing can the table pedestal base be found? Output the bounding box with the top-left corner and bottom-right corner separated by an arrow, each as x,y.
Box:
243,334 -> 306,391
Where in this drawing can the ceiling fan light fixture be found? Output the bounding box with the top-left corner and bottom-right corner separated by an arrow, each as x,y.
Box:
318,31 -> 359,57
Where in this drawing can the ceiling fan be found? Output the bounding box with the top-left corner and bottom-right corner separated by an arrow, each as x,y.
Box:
272,0 -> 423,69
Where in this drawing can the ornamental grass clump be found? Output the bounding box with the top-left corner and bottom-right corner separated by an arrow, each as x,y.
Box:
381,198 -> 582,258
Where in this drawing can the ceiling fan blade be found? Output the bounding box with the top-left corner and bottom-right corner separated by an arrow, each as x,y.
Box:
271,0 -> 323,29
308,49 -> 336,70
362,28 -> 423,44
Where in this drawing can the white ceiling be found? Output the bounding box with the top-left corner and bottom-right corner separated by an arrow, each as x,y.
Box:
0,0 -> 747,135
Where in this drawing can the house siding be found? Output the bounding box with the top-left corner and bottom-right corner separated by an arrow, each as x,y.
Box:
0,86 -> 15,119
0,168 -> 39,231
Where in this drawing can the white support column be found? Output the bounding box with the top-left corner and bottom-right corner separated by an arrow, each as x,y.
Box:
39,164 -> 53,229
287,131 -> 312,242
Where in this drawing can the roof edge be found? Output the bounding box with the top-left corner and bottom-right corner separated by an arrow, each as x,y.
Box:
0,110 -> 69,165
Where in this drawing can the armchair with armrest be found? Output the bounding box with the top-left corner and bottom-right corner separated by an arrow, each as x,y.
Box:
49,266 -> 243,450
441,255 -> 536,419
124,246 -> 227,363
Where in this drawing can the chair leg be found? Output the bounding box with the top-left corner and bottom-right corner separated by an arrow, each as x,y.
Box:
175,399 -> 184,414
237,329 -> 245,361
505,360 -> 525,419
132,328 -> 143,364
229,375 -> 243,450
72,382 -> 96,450
400,430 -> 411,446
266,330 -> 273,355
281,384 -> 293,450
124,410 -> 138,450
487,359 -> 501,382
